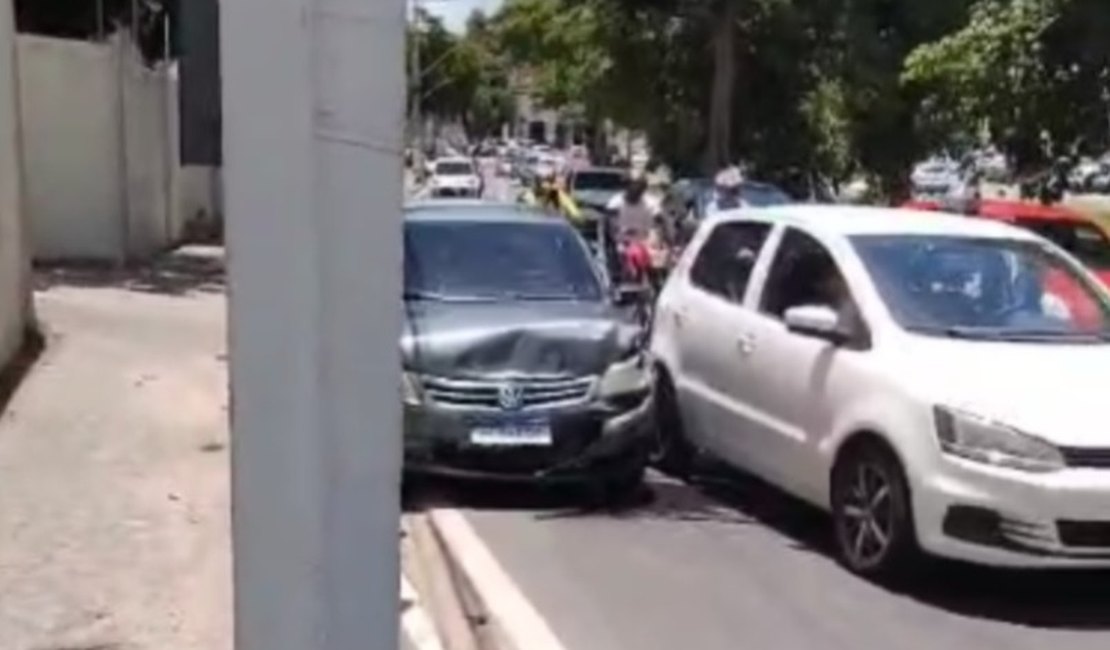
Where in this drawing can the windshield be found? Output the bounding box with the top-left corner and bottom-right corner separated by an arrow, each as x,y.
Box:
404,220 -> 603,302
435,161 -> 474,176
572,171 -> 626,191
852,235 -> 1110,341
740,183 -> 792,207
1014,219 -> 1110,270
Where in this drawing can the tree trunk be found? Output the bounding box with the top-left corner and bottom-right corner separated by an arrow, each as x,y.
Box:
704,0 -> 739,173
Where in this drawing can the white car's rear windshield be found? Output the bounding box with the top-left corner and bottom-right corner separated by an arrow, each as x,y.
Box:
436,161 -> 474,176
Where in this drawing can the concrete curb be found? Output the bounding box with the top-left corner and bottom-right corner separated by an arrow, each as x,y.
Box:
428,508 -> 567,650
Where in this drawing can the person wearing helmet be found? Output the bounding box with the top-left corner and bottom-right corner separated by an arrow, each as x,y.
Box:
707,166 -> 745,215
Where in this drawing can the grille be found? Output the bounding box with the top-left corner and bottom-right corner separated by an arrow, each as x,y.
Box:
422,375 -> 594,410
1057,520 -> 1110,548
1060,447 -> 1110,469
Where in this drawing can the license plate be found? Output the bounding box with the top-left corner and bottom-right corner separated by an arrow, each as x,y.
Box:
470,421 -> 552,447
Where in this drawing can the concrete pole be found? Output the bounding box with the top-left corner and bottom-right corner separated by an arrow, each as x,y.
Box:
409,0 -> 423,173
222,0 -> 404,649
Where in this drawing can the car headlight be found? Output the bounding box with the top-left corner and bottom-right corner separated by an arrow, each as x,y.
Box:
933,406 -> 1064,473
401,372 -> 423,406
598,353 -> 651,399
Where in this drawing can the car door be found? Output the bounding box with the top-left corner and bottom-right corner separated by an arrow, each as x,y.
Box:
730,227 -> 872,503
662,220 -> 774,459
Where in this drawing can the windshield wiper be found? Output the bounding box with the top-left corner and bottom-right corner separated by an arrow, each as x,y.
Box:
501,292 -> 584,302
403,291 -> 492,303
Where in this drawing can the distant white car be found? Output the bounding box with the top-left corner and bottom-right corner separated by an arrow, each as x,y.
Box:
428,158 -> 483,198
911,157 -> 960,198
652,205 -> 1110,576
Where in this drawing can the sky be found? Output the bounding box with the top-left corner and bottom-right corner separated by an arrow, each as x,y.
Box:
419,0 -> 504,32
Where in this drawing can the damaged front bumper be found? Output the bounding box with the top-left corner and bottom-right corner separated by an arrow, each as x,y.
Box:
403,390 -> 655,482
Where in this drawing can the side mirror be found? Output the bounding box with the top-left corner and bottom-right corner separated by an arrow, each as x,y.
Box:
783,305 -> 849,344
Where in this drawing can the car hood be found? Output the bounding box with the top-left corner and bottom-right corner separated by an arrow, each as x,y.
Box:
402,300 -> 640,378
896,337 -> 1110,447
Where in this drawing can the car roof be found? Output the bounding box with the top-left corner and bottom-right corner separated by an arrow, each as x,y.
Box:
901,198 -> 1089,224
433,157 -> 474,166
975,199 -> 1085,223
715,204 -> 1040,240
403,200 -> 566,225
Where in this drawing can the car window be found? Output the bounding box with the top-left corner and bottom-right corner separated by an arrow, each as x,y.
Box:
688,222 -> 773,303
435,161 -> 474,176
572,172 -> 627,191
404,220 -> 602,303
1014,219 -> 1110,270
760,228 -> 857,321
852,234 -> 1110,340
739,183 -> 792,207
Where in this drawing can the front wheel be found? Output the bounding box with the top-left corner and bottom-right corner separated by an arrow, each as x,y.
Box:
651,372 -> 694,477
830,442 -> 919,579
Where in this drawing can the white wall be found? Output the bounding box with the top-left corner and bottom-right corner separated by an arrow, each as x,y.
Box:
0,0 -> 28,365
18,35 -> 122,261
18,34 -> 201,262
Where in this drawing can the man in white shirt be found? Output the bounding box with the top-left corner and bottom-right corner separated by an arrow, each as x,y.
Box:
607,174 -> 662,240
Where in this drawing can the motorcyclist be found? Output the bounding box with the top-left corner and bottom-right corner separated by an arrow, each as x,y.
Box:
706,166 -> 745,215
607,173 -> 665,287
520,169 -> 582,222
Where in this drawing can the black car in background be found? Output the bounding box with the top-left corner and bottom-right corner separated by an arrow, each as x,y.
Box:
402,201 -> 654,495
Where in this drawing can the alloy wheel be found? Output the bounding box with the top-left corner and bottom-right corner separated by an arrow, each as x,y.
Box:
838,461 -> 895,568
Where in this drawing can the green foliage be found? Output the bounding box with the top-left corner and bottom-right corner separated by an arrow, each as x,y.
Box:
409,9 -> 516,139
904,0 -> 1110,171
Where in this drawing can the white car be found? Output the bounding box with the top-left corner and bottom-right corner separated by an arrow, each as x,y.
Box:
428,158 -> 483,198
911,157 -> 960,198
651,204 -> 1110,576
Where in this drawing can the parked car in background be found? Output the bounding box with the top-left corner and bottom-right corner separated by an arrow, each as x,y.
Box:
905,198 -> 1110,288
566,167 -> 628,211
428,157 -> 483,198
402,201 -> 654,495
652,205 -> 1110,576
911,156 -> 961,199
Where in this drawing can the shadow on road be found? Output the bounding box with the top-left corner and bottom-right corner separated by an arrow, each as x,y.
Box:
34,247 -> 226,297
409,460 -> 1110,630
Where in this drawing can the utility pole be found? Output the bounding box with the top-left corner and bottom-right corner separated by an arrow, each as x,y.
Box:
222,0 -> 404,649
409,0 -> 423,172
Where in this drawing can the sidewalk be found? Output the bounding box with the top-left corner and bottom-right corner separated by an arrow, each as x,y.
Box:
0,248 -> 232,650
0,247 -> 445,650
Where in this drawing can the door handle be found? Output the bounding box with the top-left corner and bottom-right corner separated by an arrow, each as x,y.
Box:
736,333 -> 756,355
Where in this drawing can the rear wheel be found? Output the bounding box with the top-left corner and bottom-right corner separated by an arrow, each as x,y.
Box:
831,440 -> 918,579
652,371 -> 694,477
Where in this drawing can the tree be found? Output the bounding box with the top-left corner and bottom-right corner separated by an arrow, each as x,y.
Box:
904,0 -> 1110,173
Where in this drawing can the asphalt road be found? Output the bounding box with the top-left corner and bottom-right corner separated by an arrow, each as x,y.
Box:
412,465 -> 1110,650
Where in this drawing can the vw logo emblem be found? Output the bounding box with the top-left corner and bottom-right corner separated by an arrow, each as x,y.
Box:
497,383 -> 525,411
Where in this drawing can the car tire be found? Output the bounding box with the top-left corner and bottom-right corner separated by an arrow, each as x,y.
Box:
830,440 -> 919,580
652,370 -> 695,477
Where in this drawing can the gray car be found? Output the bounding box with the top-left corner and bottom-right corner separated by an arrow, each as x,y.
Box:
402,201 -> 654,493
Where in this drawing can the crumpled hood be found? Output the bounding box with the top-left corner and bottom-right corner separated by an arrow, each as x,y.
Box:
896,336 -> 1110,447
402,300 -> 640,378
